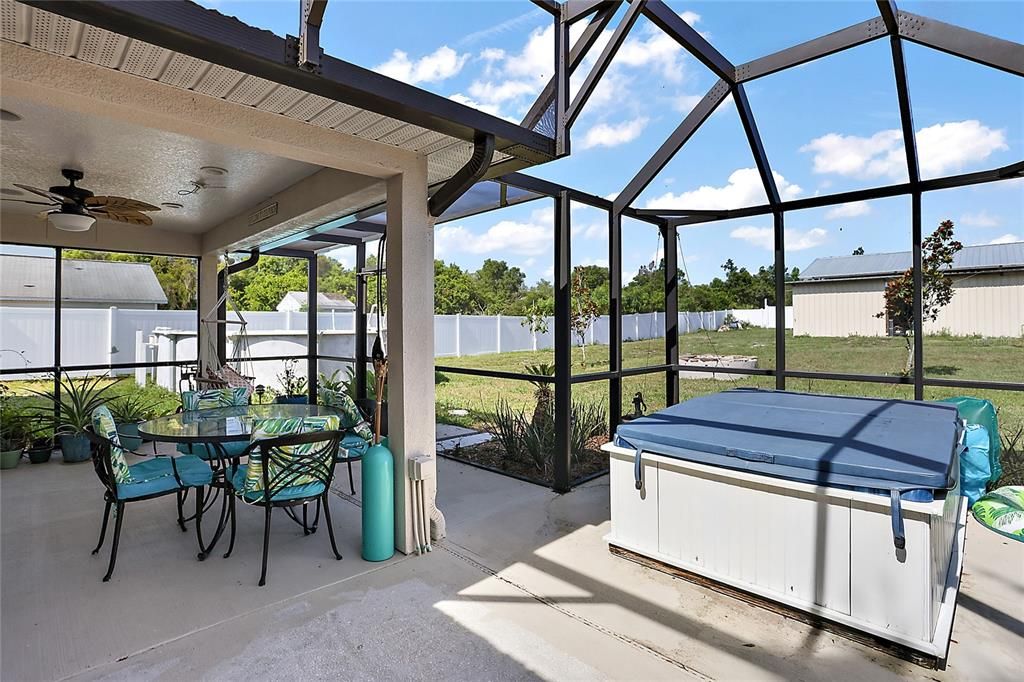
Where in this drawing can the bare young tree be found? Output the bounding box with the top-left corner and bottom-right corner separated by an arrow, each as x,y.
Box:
877,219 -> 963,374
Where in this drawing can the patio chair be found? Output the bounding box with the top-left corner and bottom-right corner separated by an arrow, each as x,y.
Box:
87,405 -> 213,582
223,416 -> 343,586
176,386 -> 252,461
318,387 -> 372,495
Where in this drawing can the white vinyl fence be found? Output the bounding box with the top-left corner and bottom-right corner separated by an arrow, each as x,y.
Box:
1,304 -> 792,388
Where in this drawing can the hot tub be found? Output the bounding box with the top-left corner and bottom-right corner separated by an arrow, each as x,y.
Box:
603,388 -> 966,663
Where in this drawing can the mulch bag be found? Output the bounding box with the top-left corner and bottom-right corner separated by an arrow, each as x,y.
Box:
960,424 -> 991,507
972,486 -> 1024,542
940,396 -> 1002,484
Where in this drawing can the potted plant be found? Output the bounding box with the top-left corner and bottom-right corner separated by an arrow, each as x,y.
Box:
273,359 -> 308,404
110,393 -> 155,451
28,373 -> 118,463
1,385 -> 30,469
25,427 -> 54,464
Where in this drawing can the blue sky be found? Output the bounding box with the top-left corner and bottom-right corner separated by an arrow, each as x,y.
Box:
199,1 -> 1023,286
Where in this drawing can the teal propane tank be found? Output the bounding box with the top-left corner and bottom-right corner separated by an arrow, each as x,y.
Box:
361,437 -> 395,561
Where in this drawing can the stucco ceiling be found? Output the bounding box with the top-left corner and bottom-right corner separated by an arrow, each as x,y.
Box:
0,95 -> 322,234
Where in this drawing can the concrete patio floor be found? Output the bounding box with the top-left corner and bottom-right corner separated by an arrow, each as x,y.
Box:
2,447 -> 1021,681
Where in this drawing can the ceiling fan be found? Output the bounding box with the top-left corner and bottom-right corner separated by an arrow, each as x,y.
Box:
6,168 -> 160,231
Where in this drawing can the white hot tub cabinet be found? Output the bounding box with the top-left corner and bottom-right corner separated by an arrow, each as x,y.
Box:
604,443 -> 967,660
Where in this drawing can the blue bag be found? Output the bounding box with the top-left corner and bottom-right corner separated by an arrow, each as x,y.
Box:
961,424 -> 992,507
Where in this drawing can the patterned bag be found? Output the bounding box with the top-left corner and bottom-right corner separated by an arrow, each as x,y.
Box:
182,386 -> 250,412
244,415 -> 340,496
91,405 -> 134,484
318,387 -> 373,441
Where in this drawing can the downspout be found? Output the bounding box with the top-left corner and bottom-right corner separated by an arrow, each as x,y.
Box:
427,132 -> 495,217
216,250 -> 260,365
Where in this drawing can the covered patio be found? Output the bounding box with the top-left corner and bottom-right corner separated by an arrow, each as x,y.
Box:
2,446 -> 1020,680
2,0 -> 1022,680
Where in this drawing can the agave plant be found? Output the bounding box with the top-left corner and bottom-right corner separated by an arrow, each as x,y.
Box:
27,373 -> 119,436
523,363 -> 555,432
110,393 -> 157,424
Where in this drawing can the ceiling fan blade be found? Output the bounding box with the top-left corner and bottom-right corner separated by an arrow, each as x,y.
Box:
13,184 -> 69,204
86,196 -> 160,212
2,198 -> 58,206
92,208 -> 152,226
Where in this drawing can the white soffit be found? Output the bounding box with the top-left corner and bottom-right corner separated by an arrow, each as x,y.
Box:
0,0 -> 511,189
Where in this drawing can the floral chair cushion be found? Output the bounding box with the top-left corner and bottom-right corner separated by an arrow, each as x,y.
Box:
91,405 -> 133,484
181,386 -> 250,412
243,415 -> 340,496
318,387 -> 373,442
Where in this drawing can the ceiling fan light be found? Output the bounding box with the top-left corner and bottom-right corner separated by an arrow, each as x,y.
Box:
49,212 -> 96,232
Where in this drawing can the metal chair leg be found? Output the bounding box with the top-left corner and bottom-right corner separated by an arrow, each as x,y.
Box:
322,494 -> 343,561
348,460 -> 357,496
176,490 -> 187,532
92,498 -> 112,555
258,506 -> 272,587
302,503 -> 311,536
194,486 -> 207,560
223,493 -> 237,559
103,502 -> 125,582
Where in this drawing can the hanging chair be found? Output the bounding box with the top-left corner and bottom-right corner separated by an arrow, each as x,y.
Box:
198,257 -> 255,396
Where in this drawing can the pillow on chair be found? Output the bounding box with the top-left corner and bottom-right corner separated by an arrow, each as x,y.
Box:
182,386 -> 250,412
91,405 -> 134,484
318,387 -> 373,441
244,415 -> 341,495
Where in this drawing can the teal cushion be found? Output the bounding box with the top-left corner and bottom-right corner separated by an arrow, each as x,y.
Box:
338,432 -> 369,461
176,441 -> 250,460
116,455 -> 212,500
230,464 -> 325,502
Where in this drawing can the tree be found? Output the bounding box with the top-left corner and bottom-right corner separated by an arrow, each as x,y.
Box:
570,266 -> 601,366
473,259 -> 526,314
852,246 -> 865,255
434,260 -> 480,314
877,219 -> 963,374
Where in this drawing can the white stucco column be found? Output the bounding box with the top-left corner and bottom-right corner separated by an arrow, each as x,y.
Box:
386,160 -> 445,554
197,252 -> 220,374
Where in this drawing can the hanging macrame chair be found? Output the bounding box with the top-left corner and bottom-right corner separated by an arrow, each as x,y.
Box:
198,255 -> 255,395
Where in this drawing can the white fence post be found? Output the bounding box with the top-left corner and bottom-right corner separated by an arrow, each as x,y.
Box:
635,314 -> 640,340
134,330 -> 146,386
455,314 -> 462,357
496,314 -> 502,353
107,306 -> 118,362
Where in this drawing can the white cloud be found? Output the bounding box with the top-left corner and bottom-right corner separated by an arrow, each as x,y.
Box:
448,93 -> 505,119
581,117 -> 649,149
468,79 -> 538,104
960,210 -> 1002,228
801,120 -> 1007,180
988,233 -> 1021,245
730,226 -> 828,252
435,206 -> 552,259
825,201 -> 871,220
375,45 -> 468,85
645,167 -> 803,210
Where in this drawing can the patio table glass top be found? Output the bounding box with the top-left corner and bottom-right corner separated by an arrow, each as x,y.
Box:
138,404 -> 342,444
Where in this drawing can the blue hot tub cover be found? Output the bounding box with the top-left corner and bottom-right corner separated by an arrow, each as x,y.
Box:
615,389 -> 964,548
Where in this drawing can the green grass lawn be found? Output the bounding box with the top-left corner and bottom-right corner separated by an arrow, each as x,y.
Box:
435,329 -> 1024,477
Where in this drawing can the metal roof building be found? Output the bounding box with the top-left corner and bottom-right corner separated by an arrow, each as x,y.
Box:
792,242 -> 1024,338
798,242 -> 1024,281
0,254 -> 168,308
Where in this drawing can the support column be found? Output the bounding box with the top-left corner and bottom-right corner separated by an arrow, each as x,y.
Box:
386,162 -> 445,553
307,254 -> 318,405
197,252 -> 220,374
773,212 -> 786,389
912,192 -> 924,400
553,192 -> 572,493
609,210 -> 622,430
663,223 -> 679,406
355,242 -> 368,401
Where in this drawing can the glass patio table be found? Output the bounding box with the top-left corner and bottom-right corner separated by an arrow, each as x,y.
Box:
138,403 -> 343,445
138,403 -> 343,559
